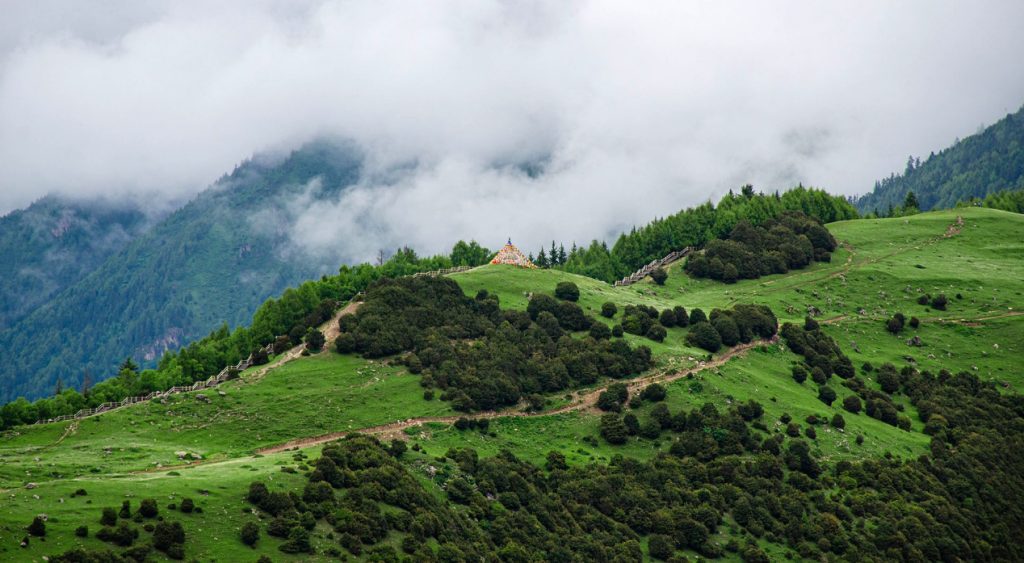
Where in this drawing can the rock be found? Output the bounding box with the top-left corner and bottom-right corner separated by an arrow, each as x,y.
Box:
175,451 -> 188,459
217,391 -> 227,397
25,482 -> 37,489
906,336 -> 924,347
195,394 -> 209,403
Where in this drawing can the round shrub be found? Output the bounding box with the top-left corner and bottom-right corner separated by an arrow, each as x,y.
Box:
646,324 -> 667,343
659,309 -> 676,328
589,322 -> 611,340
650,267 -> 668,285
818,385 -> 836,406
686,322 -> 721,352
612,324 -> 624,338
601,302 -> 617,318
843,395 -> 862,414
554,281 -> 580,302
27,516 -> 45,537
792,365 -> 808,384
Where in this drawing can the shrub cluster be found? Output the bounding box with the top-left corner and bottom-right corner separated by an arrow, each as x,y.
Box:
334,277 -> 653,411
684,211 -> 837,283
686,304 -> 778,352
233,362 -> 1024,562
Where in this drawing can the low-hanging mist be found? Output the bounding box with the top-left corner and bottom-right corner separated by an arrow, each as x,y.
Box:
2,1 -> 1024,258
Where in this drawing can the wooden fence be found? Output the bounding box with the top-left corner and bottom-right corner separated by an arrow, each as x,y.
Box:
613,248 -> 692,286
36,343 -> 272,425
411,266 -> 471,278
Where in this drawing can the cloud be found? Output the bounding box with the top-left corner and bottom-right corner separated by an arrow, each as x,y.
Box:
1,0 -> 1023,257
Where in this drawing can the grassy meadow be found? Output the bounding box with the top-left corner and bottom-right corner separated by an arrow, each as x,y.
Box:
1,206 -> 1021,560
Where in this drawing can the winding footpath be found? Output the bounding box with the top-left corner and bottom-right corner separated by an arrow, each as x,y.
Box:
258,336 -> 778,452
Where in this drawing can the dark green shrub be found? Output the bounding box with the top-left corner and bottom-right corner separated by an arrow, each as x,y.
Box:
792,364 -> 808,384
138,498 -> 158,518
646,324 -> 667,342
26,516 -> 45,537
650,267 -> 668,285
554,281 -> 580,302
659,308 -> 676,327
601,302 -> 617,318
640,383 -> 666,402
589,322 -> 611,340
843,395 -> 861,413
100,507 -> 118,526
686,322 -> 722,352
600,414 -> 628,445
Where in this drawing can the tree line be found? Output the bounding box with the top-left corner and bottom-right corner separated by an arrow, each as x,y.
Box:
537,185 -> 856,283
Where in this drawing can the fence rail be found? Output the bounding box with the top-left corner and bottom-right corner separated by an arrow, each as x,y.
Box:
411,266 -> 471,278
34,342 -> 272,425
614,248 -> 692,286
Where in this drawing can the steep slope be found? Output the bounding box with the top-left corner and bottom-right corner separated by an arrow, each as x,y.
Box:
856,104 -> 1024,213
0,196 -> 150,331
0,140 -> 363,403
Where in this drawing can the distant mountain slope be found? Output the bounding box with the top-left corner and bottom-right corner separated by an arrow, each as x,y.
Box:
0,140 -> 363,403
856,105 -> 1024,213
0,197 -> 149,331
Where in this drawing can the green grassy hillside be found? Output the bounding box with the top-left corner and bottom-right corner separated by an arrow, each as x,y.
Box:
1,207 -> 1021,560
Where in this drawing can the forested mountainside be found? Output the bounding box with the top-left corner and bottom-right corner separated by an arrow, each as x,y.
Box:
856,105 -> 1024,214
0,196 -> 150,331
0,141 -> 364,404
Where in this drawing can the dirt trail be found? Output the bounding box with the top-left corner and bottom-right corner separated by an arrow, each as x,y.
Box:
243,301 -> 360,384
257,336 -> 777,452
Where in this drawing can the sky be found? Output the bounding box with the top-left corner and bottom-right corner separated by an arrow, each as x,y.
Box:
1,0 -> 1023,259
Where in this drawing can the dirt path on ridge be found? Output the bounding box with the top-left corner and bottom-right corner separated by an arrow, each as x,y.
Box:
257,336 -> 778,452
243,301 -> 360,384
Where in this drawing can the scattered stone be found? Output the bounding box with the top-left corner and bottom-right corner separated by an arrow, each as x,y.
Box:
175,451 -> 188,459
25,483 -> 37,489
906,336 -> 924,347
195,394 -> 209,403
217,390 -> 227,397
